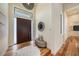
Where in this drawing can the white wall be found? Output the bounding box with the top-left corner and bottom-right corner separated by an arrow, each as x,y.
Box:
0,3 -> 8,55
63,12 -> 68,41
51,4 -> 64,54
35,3 -> 64,54
35,3 -> 53,44
8,3 -> 14,46
35,4 -> 55,53
8,3 -> 35,46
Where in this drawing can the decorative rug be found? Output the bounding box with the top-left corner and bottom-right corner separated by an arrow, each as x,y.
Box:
13,45 -> 40,56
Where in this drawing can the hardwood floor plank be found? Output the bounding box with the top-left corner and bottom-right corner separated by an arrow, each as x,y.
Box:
56,36 -> 79,56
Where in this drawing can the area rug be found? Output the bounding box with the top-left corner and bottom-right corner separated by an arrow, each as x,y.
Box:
13,45 -> 40,56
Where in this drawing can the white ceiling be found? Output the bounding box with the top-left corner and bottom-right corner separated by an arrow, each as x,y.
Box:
63,3 -> 79,16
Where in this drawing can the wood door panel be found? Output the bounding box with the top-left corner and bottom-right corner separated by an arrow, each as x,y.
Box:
17,18 -> 31,44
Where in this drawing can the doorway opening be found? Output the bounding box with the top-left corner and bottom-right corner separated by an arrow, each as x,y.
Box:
14,7 -> 33,44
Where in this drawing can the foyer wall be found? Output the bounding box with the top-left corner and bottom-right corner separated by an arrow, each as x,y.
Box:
35,4 -> 54,52
0,3 -> 8,55
35,3 -> 64,54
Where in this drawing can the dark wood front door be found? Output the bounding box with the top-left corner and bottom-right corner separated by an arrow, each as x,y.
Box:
17,18 -> 31,44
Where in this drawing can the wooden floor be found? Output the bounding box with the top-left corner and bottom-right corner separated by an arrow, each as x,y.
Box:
56,36 -> 79,56
4,36 -> 79,56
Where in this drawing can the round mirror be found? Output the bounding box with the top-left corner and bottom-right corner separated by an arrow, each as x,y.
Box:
38,22 -> 45,32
